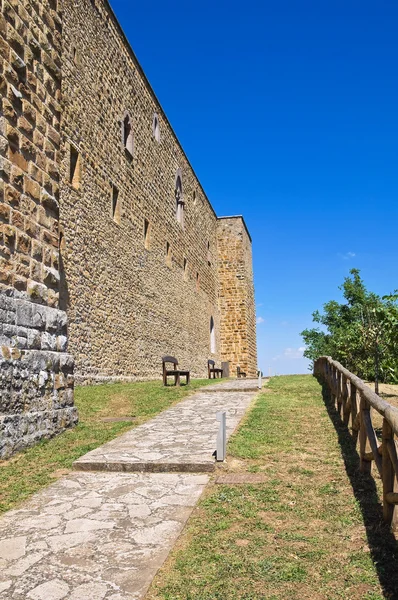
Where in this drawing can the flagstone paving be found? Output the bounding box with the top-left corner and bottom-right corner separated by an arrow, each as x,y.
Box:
0,379 -> 259,600
0,473 -> 208,600
73,381 -> 258,473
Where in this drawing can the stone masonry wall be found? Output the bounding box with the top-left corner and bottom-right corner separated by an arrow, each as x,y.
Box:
1,0 -> 258,460
60,0 -> 222,381
217,217 -> 257,378
0,0 -> 77,458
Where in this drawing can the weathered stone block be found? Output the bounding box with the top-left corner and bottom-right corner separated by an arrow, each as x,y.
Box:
0,343 -> 76,458
41,331 -> 56,350
15,299 -> 33,326
27,329 -> 41,349
27,280 -> 47,303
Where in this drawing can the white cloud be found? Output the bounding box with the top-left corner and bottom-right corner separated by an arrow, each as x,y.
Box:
339,251 -> 356,260
273,347 -> 306,361
256,316 -> 265,325
257,303 -> 263,307
285,346 -> 306,358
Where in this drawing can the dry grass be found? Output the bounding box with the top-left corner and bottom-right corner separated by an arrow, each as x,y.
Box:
147,375 -> 398,600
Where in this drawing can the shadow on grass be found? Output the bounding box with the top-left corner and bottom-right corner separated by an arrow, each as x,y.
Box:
316,376 -> 398,600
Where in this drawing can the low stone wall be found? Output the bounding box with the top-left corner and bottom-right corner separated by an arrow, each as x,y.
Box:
0,291 -> 77,459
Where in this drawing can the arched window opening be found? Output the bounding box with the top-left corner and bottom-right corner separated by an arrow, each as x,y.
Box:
122,112 -> 134,157
175,171 -> 184,227
153,113 -> 160,142
210,316 -> 216,354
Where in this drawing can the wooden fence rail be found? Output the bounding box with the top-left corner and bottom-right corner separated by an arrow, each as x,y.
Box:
314,356 -> 398,529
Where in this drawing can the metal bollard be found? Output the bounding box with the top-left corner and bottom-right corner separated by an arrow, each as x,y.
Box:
216,411 -> 226,461
258,370 -> 262,389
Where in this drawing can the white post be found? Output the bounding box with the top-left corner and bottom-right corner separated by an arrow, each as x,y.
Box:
258,370 -> 262,389
216,411 -> 226,461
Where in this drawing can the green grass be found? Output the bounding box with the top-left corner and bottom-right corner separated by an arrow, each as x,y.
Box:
0,378 -> 217,514
147,375 -> 397,600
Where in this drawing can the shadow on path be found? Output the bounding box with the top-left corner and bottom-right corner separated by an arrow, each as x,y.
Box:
316,376 -> 398,600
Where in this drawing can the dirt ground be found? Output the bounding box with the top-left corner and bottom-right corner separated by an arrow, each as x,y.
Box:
377,382 -> 398,408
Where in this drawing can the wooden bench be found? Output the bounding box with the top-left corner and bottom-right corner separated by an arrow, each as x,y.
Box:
237,365 -> 247,378
208,360 -> 223,379
162,356 -> 190,387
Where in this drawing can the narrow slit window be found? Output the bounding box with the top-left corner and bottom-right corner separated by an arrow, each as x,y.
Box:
166,242 -> 171,267
196,272 -> 200,292
183,257 -> 188,280
144,219 -> 151,249
207,241 -> 211,266
112,185 -> 121,224
72,47 -> 79,65
153,113 -> 160,143
210,316 -> 216,354
122,113 -> 134,157
69,145 -> 81,189
175,172 -> 184,227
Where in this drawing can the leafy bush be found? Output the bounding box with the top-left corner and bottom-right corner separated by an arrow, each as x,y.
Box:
301,269 -> 398,385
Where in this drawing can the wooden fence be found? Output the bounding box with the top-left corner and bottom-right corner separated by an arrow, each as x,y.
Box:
314,356 -> 398,529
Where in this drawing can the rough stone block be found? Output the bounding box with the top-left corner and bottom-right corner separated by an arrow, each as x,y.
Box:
27,280 -> 47,303
56,335 -> 67,352
41,331 -> 56,351
15,299 -> 33,327
27,329 -> 41,349
43,265 -> 59,287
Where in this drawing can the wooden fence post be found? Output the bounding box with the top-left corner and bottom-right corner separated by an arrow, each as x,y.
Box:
330,365 -> 336,406
359,394 -> 372,474
350,383 -> 359,443
336,370 -> 342,416
382,419 -> 398,531
342,375 -> 350,425
382,418 -> 395,526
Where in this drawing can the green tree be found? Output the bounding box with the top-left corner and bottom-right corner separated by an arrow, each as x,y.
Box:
301,269 -> 398,385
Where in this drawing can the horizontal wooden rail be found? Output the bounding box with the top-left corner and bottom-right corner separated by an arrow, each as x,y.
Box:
314,356 -> 398,530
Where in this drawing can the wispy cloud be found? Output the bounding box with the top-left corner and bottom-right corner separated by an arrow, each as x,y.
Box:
338,251 -> 356,260
273,347 -> 305,361
256,316 -> 265,325
257,303 -> 263,308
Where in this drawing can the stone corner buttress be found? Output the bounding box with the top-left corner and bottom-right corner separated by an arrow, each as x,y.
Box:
217,216 -> 258,379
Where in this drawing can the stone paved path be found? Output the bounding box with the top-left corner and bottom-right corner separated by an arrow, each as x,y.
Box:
0,379 -> 259,600
74,380 -> 258,473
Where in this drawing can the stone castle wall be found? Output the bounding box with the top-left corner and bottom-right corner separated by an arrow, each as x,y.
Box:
0,0 -> 77,458
217,217 -> 258,378
60,0 -> 222,381
0,0 -> 257,457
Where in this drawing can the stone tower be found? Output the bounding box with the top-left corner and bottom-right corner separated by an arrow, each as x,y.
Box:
217,217 -> 257,378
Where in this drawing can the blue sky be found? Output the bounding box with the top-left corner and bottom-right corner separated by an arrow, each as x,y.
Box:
110,0 -> 398,375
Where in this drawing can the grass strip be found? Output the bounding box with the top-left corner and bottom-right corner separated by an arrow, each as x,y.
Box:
148,375 -> 397,600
